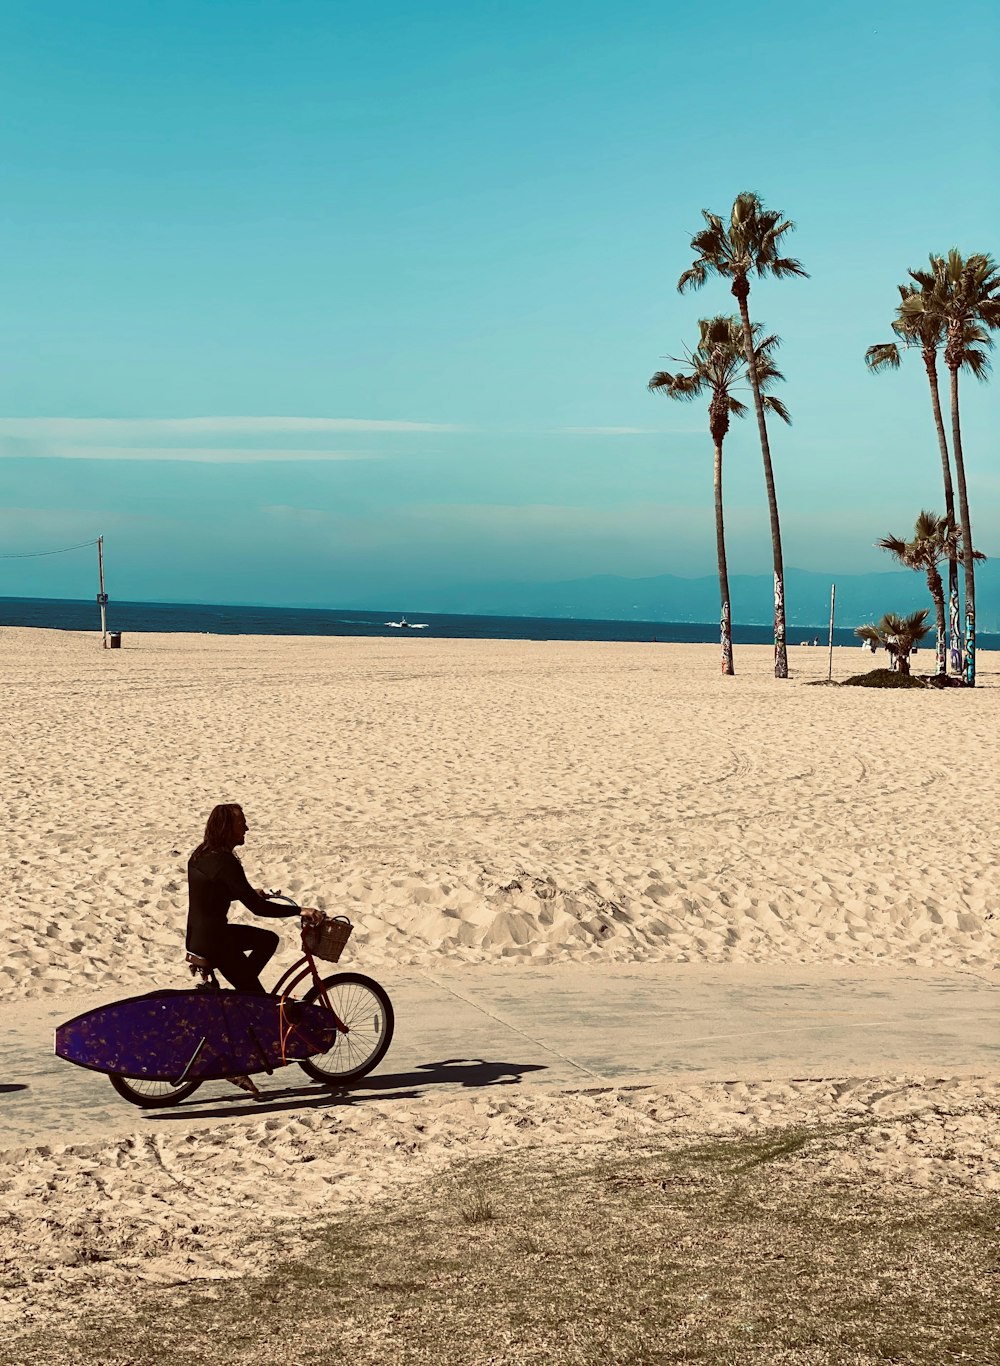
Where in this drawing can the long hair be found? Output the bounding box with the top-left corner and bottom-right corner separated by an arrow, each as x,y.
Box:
190,803 -> 244,862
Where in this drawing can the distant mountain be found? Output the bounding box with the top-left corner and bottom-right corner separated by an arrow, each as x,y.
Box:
379,563 -> 1000,632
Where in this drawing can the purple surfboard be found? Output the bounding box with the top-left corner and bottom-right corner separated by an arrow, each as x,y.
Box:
55,990 -> 341,1083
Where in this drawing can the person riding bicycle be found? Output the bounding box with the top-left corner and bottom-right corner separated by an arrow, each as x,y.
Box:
187,803 -> 321,994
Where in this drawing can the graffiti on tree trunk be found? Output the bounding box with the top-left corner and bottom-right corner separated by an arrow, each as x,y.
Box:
773,572 -> 787,675
950,584 -> 963,674
965,608 -> 975,687
721,600 -> 733,675
935,622 -> 947,676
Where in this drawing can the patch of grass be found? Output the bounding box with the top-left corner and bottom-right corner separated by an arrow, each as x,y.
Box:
458,1185 -> 496,1225
8,1126 -> 999,1366
678,1122 -> 864,1170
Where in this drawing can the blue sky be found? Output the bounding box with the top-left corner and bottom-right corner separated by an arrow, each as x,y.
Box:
0,0 -> 997,608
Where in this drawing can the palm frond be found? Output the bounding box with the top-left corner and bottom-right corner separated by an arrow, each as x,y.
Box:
876,534 -> 909,560
762,395 -> 791,425
899,293 -> 927,325
909,255 -> 948,295
752,330 -> 782,354
677,263 -> 707,294
912,510 -> 944,542
766,254 -> 809,280
961,346 -> 992,381
755,361 -> 787,390
648,370 -> 703,400
883,608 -> 931,640
865,343 -> 901,372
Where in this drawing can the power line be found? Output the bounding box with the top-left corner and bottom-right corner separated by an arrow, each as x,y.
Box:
0,537 -> 100,560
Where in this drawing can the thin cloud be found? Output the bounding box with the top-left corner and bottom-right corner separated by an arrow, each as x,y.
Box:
27,445 -> 373,463
0,416 -> 467,438
261,500 -> 698,542
557,426 -> 660,436
556,426 -> 704,437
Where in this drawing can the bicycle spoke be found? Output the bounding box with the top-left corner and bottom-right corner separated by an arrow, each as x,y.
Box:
299,973 -> 393,1084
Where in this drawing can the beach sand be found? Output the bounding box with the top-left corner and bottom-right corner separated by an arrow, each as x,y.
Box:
2,628 -> 998,1334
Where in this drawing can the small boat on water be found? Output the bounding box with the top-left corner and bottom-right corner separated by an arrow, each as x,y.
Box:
385,616 -> 428,630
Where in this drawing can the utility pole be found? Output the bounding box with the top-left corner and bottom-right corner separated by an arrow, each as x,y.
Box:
97,535 -> 108,647
827,583 -> 836,681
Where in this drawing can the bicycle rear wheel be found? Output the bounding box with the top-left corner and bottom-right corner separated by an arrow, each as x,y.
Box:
109,1074 -> 203,1108
298,972 -> 394,1085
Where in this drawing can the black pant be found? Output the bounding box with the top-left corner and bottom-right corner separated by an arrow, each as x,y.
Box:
208,923 -> 280,994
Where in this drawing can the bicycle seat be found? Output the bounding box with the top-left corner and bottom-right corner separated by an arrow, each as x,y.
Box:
186,952 -> 219,984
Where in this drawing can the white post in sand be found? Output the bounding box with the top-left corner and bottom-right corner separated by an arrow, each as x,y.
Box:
827,582 -> 836,681
97,535 -> 108,648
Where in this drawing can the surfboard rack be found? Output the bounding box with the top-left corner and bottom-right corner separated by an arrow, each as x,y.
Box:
173,1036 -> 207,1087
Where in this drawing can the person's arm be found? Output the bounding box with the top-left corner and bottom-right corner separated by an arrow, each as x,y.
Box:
221,854 -> 322,922
220,854 -> 300,918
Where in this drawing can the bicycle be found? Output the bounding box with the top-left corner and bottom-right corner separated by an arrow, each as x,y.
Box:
57,899 -> 394,1109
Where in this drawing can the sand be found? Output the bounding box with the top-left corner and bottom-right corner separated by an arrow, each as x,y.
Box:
2,627 -> 998,1333
4,628 -> 998,993
4,1075 -> 998,1331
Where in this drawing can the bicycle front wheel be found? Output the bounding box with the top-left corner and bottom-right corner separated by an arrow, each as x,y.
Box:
109,1074 -> 203,1108
298,972 -> 394,1085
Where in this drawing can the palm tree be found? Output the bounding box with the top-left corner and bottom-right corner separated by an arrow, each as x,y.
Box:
649,315 -> 791,676
865,285 -> 961,673
678,191 -> 808,680
855,610 -> 931,676
902,252 -> 1000,686
876,513 -> 983,677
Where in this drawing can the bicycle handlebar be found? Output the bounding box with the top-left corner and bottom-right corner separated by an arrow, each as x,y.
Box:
264,890 -> 301,910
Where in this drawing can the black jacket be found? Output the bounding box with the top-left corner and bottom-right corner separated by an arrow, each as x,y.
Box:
186,848 -> 298,954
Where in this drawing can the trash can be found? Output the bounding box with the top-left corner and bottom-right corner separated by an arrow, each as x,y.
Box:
108,633 -> 122,649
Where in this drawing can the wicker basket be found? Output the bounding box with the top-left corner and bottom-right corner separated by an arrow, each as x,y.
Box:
303,914 -> 353,963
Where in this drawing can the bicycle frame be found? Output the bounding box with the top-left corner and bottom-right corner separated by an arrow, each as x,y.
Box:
270,936 -> 347,1033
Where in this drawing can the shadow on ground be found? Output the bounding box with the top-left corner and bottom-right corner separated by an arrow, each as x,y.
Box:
358,1057 -> 548,1091
148,1057 -> 548,1123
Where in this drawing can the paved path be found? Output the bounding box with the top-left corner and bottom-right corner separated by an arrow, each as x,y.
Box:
0,964 -> 995,1149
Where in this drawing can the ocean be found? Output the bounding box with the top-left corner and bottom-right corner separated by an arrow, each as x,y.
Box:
1,594 -> 980,649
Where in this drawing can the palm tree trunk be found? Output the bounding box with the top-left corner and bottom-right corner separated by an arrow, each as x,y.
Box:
923,352 -> 960,674
948,559 -> 962,674
714,438 -> 734,676
949,366 -> 976,686
733,285 -> 788,679
926,565 -> 946,676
